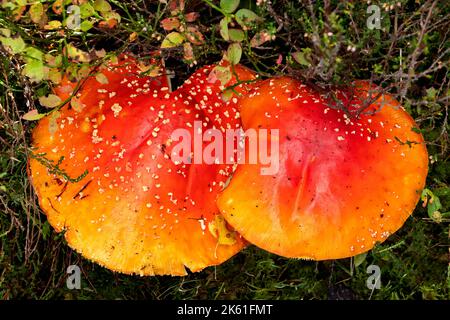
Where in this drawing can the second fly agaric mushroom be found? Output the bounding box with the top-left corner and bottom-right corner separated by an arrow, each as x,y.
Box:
29,55 -> 253,275
217,77 -> 428,260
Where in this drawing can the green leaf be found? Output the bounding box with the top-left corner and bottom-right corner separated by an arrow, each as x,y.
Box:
427,195 -> 442,218
16,0 -> 28,6
94,0 -> 112,12
235,9 -> 261,28
161,32 -> 185,48
80,20 -> 94,32
373,63 -> 383,74
29,2 -> 44,24
220,0 -> 240,13
80,2 -> 96,18
0,29 -> 26,54
430,211 -> 443,223
23,47 -> 46,82
23,61 -> 46,82
48,68 -> 62,84
100,9 -> 121,23
421,188 -> 443,220
292,50 -> 311,67
66,44 -> 91,62
39,94 -> 62,108
45,20 -> 62,30
25,47 -> 43,60
23,110 -> 46,121
219,17 -> 230,41
0,28 -> 11,38
354,252 -> 367,268
229,28 -> 245,42
226,43 -> 242,65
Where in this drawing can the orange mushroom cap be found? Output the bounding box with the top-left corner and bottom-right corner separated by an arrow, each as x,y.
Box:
29,55 -> 251,275
217,77 -> 428,260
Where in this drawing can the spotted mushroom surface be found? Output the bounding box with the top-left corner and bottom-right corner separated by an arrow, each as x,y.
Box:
217,77 -> 429,260
176,63 -> 257,132
29,55 -> 251,275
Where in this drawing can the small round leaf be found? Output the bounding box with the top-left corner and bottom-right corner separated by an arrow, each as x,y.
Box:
161,32 -> 185,48
227,43 -> 242,65
39,94 -> 62,109
220,0 -> 240,13
235,9 -> 261,28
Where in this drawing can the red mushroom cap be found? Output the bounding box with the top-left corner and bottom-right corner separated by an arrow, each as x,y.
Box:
29,55 -> 249,275
217,77 -> 428,260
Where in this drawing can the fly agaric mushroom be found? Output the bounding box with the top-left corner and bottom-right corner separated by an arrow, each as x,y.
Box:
29,55 -> 252,275
217,77 -> 428,260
